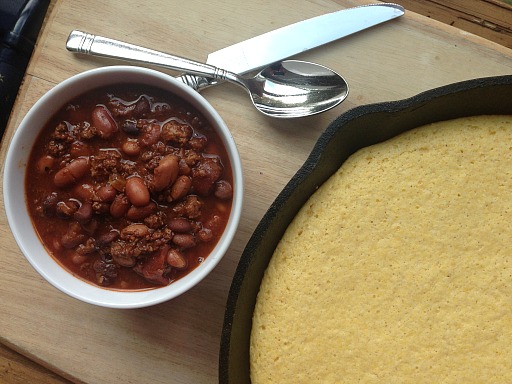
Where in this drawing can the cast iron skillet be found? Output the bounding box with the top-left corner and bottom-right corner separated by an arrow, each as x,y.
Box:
219,75 -> 512,383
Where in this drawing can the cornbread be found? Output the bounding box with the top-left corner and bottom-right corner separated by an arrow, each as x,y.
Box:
250,115 -> 512,383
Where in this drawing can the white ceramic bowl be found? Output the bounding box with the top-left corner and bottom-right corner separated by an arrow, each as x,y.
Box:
3,65 -> 243,308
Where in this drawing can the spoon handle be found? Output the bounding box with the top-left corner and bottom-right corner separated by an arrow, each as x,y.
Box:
66,30 -> 232,86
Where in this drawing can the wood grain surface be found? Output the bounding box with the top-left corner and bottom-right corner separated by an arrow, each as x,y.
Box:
1,0 -> 512,383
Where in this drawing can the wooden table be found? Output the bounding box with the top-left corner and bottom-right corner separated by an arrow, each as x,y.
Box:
1,0 -> 512,383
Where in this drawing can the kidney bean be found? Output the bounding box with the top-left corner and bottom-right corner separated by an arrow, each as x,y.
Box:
91,105 -> 117,139
70,141 -> 92,157
214,180 -> 233,200
41,193 -> 58,217
192,157 -> 222,196
121,223 -> 150,239
168,217 -> 192,233
121,119 -> 139,134
135,248 -> 168,285
133,96 -> 150,118
112,253 -> 137,268
110,194 -> 130,218
81,219 -> 98,235
71,252 -> 89,266
178,159 -> 191,175
197,227 -> 213,242
74,202 -> 93,223
125,176 -> 150,206
121,140 -> 141,156
140,122 -> 161,147
153,155 -> 179,191
109,175 -> 126,192
92,202 -> 110,215
73,183 -> 94,201
172,233 -> 196,249
61,222 -> 86,249
76,238 -> 96,255
96,184 -> 117,203
170,175 -> 192,200
166,248 -> 187,270
36,155 -> 55,173
97,230 -> 120,246
56,199 -> 80,219
93,259 -> 118,286
126,202 -> 157,221
54,157 -> 90,188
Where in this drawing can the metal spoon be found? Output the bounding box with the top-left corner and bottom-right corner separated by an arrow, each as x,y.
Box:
66,31 -> 349,118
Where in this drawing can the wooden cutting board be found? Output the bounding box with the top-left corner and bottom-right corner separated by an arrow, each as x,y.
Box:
1,0 -> 512,382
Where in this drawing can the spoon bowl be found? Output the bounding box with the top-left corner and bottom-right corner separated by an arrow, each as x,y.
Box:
66,31 -> 349,118
247,60 -> 348,118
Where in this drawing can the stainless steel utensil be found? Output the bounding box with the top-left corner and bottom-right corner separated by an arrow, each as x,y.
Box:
66,32 -> 348,118
66,3 -> 404,91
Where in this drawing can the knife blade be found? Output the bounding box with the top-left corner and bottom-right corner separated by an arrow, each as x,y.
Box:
178,3 -> 404,90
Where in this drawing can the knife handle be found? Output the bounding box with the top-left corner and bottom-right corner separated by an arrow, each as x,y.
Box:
66,30 -> 228,92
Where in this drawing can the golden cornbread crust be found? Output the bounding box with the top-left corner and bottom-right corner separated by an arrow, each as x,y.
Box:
250,115 -> 512,383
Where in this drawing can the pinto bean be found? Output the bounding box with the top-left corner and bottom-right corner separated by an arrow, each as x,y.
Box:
74,202 -> 93,223
73,183 -> 94,201
214,180 -> 233,200
93,259 -> 118,286
170,175 -> 192,200
121,119 -> 139,134
54,158 -> 90,188
166,248 -> 187,270
71,252 -> 90,265
113,253 -> 137,268
41,193 -> 58,217
205,215 -> 223,234
121,140 -> 140,156
81,218 -> 98,235
121,223 -> 150,239
172,233 -> 196,249
197,227 -> 213,242
133,96 -> 150,118
110,194 -> 130,218
91,105 -> 117,138
126,201 -> 157,221
135,248 -> 168,285
125,176 -> 150,206
179,161 -> 191,176
61,222 -> 86,249
70,141 -> 92,157
153,155 -> 179,191
36,155 -> 54,173
140,122 -> 161,147
192,157 -> 222,196
168,217 -> 193,233
56,199 -> 80,219
97,230 -> 120,246
96,184 -> 117,203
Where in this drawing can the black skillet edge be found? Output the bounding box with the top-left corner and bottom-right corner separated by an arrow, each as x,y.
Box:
219,74 -> 512,383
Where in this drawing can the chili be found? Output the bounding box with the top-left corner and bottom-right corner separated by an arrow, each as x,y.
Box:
25,84 -> 233,290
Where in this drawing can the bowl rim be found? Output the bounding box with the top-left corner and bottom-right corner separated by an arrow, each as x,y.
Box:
3,65 -> 243,309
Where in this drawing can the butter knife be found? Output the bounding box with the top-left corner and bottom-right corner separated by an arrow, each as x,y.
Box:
66,3 -> 404,91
